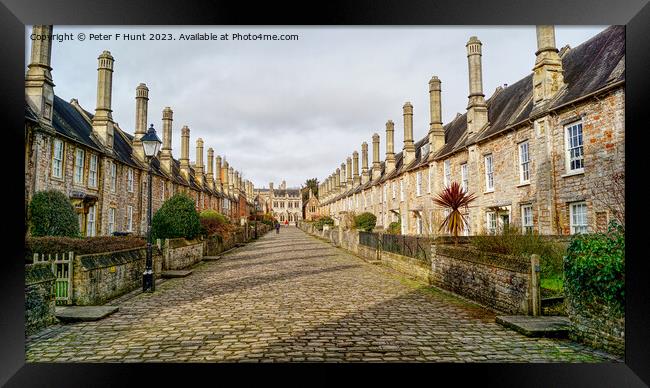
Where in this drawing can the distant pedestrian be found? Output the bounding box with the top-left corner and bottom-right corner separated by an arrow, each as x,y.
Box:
275,221 -> 280,234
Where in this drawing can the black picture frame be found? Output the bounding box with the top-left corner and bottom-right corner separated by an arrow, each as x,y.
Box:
2,0 -> 648,386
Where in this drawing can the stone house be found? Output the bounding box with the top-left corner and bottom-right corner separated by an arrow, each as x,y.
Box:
319,26 -> 624,236
25,25 -> 256,237
303,188 -> 320,221
255,180 -> 303,223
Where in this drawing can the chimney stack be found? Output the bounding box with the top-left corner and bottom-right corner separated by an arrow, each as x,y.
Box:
346,157 -> 353,187
228,167 -> 234,195
335,168 -> 341,192
402,102 -> 415,165
353,151 -> 360,186
532,26 -> 565,110
92,51 -> 115,149
215,155 -> 223,193
195,138 -> 204,186
25,25 -> 55,125
207,148 -> 214,190
132,83 -> 149,162
222,161 -> 230,196
160,107 -> 173,174
179,126 -> 191,180
372,133 -> 381,180
385,121 -> 396,173
428,76 -> 445,156
361,142 -> 369,184
466,36 -> 488,136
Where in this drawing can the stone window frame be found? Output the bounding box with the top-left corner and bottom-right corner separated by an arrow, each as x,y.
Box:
127,168 -> 134,193
51,138 -> 65,180
126,205 -> 133,232
416,170 -> 422,197
392,181 -> 397,199
569,201 -> 588,234
73,147 -> 85,185
88,153 -> 98,188
110,161 -> 117,193
518,140 -> 530,184
427,166 -> 433,194
383,184 -> 388,204
86,205 -> 96,237
108,207 -> 116,235
444,159 -> 451,188
484,154 -> 494,192
461,163 -> 468,192
564,121 -> 585,174
521,204 -> 534,234
400,179 -> 405,202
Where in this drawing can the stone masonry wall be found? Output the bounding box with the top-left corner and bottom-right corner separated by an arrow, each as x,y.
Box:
163,238 -> 204,271
25,263 -> 58,335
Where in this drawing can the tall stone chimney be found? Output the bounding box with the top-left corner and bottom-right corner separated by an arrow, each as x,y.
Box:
223,161 -> 230,196
372,133 -> 381,180
335,168 -> 341,192
532,26 -> 565,110
228,167 -> 234,195
215,155 -> 222,192
92,51 -> 115,149
25,25 -> 55,126
428,76 -> 445,156
385,121 -> 396,173
234,171 -> 240,194
195,138 -> 204,186
132,83 -> 149,162
361,142 -> 369,184
466,36 -> 488,136
346,157 -> 353,187
402,102 -> 415,165
179,126 -> 190,180
207,148 -> 214,190
160,107 -> 173,175
353,151 -> 360,186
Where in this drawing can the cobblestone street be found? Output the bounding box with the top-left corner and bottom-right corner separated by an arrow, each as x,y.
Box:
26,227 -> 620,363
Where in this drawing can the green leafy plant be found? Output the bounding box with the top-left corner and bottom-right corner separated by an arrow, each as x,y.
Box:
314,216 -> 334,231
354,212 -> 377,232
563,221 -> 625,313
433,181 -> 477,242
26,236 -> 146,261
28,190 -> 80,237
387,220 -> 401,235
199,209 -> 233,237
151,193 -> 202,241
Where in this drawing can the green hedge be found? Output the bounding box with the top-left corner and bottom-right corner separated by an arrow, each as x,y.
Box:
26,236 -> 146,262
314,216 -> 334,231
28,190 -> 80,237
151,193 -> 201,240
354,212 -> 377,232
199,209 -> 233,237
564,222 -> 625,313
387,221 -> 401,235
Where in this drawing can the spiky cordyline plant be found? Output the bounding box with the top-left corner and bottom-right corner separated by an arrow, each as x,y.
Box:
433,181 -> 477,242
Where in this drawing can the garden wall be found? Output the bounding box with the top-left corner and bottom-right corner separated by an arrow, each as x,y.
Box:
25,263 -> 58,335
161,238 -> 204,271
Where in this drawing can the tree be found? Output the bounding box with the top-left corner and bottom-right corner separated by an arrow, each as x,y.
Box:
433,181 -> 477,242
28,190 -> 80,237
151,193 -> 202,240
302,178 -> 319,204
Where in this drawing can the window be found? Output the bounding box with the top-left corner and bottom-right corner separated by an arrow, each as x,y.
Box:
86,205 -> 96,237
415,212 -> 423,234
486,211 -> 497,234
401,213 -> 407,235
110,162 -> 117,192
565,122 -> 584,172
392,182 -> 396,199
127,168 -> 134,192
522,205 -> 533,234
444,160 -> 451,187
108,208 -> 115,235
484,154 -> 494,191
570,202 -> 588,234
400,179 -> 405,202
461,163 -> 468,192
383,184 -> 388,203
519,141 -> 530,183
74,148 -> 85,184
427,167 -> 432,193
52,139 -> 64,179
88,154 -> 98,188
161,180 -> 165,201
416,171 -> 422,196
126,205 -> 133,232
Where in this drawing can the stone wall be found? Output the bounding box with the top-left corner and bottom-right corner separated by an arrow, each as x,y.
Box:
25,263 -> 58,335
565,289 -> 624,356
72,247 -> 162,305
162,238 -> 204,271
430,244 -> 532,314
380,250 -> 431,284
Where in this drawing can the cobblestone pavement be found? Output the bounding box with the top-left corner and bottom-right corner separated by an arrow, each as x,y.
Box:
26,227 -> 621,363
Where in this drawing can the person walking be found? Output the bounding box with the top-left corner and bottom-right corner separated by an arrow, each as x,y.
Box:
275,221 -> 280,234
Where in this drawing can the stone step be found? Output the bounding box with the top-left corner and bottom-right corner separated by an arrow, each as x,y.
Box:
202,256 -> 222,261
161,270 -> 193,278
55,306 -> 119,323
495,315 -> 572,338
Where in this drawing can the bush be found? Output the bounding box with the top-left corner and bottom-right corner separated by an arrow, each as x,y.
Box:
28,190 -> 80,237
151,193 -> 202,240
314,216 -> 334,231
564,221 -> 625,313
26,236 -> 146,261
354,212 -> 377,232
199,209 -> 234,237
387,221 -> 401,235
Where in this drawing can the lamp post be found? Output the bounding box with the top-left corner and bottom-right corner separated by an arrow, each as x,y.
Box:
142,124 -> 162,293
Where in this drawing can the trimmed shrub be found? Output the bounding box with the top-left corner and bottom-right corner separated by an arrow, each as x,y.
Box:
26,236 -> 146,262
199,209 -> 234,237
354,212 -> 377,232
564,221 -> 625,313
314,216 -> 334,231
28,190 -> 80,237
387,221 -> 401,235
151,193 -> 201,241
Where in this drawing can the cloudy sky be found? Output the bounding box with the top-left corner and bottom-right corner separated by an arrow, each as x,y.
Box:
26,25 -> 606,189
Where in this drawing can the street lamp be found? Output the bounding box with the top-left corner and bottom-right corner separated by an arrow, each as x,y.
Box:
142,124 -> 162,293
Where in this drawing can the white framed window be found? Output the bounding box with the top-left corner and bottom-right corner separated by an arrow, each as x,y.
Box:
108,208 -> 115,235
522,204 -> 533,234
384,184 -> 388,203
400,179 -> 405,202
110,162 -> 117,192
463,215 -> 470,236
51,139 -> 64,179
416,171 -> 422,196
427,167 -> 432,194
74,148 -> 85,184
484,154 -> 494,191
570,202 -> 588,234
461,163 -> 468,192
392,182 -> 396,199
86,205 -> 96,237
444,160 -> 451,187
415,213 -> 423,235
519,141 -> 530,183
565,122 -> 584,173
486,211 -> 497,235
88,154 -> 98,188
127,168 -> 134,192
126,205 -> 133,232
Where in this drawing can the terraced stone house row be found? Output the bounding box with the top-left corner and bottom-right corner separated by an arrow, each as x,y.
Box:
25,25 -> 257,237
318,26 -> 624,236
